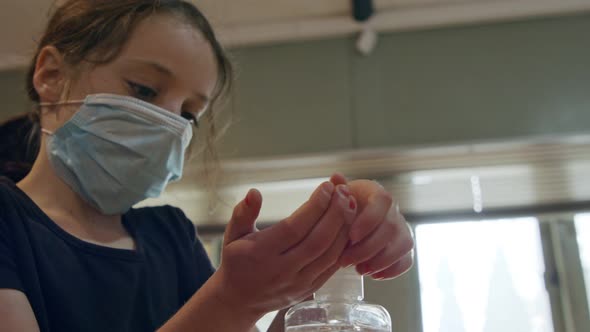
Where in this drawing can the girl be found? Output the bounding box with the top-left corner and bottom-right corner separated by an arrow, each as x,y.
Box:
0,1 -> 414,331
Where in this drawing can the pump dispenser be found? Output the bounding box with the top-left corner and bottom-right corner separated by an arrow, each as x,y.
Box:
285,267 -> 392,331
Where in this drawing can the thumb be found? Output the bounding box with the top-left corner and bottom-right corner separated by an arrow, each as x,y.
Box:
224,188 -> 263,244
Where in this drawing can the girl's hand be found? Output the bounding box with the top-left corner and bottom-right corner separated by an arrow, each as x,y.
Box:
208,179 -> 357,320
330,174 -> 415,280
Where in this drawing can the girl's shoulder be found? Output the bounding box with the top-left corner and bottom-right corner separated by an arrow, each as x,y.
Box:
125,205 -> 215,290
124,204 -> 200,248
0,177 -> 29,218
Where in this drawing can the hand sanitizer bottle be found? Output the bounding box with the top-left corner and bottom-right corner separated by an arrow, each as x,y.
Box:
285,267 -> 392,331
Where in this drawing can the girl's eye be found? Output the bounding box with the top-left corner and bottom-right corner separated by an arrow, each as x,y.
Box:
127,81 -> 158,101
181,111 -> 199,128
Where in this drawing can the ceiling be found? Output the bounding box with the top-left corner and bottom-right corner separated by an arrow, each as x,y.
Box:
1,0 -> 590,70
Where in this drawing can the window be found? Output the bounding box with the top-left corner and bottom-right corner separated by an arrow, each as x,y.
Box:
575,213 -> 590,311
415,218 -> 554,332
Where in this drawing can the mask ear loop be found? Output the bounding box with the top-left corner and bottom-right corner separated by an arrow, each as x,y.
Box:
36,99 -> 84,136
41,128 -> 54,136
38,99 -> 85,107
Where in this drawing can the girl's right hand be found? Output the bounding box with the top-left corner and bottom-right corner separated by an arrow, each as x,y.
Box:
207,180 -> 357,321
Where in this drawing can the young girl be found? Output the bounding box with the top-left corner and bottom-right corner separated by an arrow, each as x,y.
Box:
0,1 -> 414,331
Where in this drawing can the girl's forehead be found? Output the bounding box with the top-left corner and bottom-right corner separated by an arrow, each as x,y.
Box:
117,14 -> 218,95
122,15 -> 210,63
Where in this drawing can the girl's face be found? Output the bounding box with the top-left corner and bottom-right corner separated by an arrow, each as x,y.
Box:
38,13 -> 219,130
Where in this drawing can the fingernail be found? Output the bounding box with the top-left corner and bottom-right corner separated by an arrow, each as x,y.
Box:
321,182 -> 335,197
357,264 -> 369,275
348,196 -> 357,211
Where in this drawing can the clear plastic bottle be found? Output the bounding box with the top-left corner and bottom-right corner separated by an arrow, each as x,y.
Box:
285,267 -> 392,332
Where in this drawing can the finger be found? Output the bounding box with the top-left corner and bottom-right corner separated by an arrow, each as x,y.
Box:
349,191 -> 393,245
284,185 -> 356,268
346,179 -> 388,208
340,214 -> 398,267
261,181 -> 335,251
297,206 -> 353,280
290,262 -> 341,305
224,189 -> 262,244
310,263 -> 341,294
355,230 -> 414,276
370,252 -> 414,280
329,173 -> 348,186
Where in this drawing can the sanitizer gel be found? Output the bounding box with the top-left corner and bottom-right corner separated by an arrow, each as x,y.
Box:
285,267 -> 392,332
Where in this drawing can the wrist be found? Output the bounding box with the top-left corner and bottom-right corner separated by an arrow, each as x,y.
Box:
158,271 -> 261,332
206,272 -> 264,326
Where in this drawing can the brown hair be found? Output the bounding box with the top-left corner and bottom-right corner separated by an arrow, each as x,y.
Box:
0,115 -> 37,182
22,0 -> 233,190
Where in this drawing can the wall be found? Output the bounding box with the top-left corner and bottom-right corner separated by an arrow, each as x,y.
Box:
218,13 -> 590,158
0,69 -> 31,118
1,14 -> 589,158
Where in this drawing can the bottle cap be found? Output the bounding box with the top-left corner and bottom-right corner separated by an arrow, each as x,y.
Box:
314,267 -> 364,302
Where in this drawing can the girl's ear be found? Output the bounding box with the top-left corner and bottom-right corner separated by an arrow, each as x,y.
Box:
32,46 -> 67,104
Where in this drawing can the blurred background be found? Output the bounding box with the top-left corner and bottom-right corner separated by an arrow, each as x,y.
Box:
2,0 -> 590,331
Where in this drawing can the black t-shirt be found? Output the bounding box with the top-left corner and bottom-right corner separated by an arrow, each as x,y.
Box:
0,177 -> 215,331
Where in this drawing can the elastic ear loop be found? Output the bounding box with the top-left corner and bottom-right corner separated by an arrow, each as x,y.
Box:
41,128 -> 54,136
37,100 -> 84,136
38,100 -> 84,107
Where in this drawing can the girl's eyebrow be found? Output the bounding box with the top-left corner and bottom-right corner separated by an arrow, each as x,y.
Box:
125,58 -> 210,103
126,58 -> 173,77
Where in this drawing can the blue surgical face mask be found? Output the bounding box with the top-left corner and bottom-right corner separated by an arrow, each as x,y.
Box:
40,94 -> 193,215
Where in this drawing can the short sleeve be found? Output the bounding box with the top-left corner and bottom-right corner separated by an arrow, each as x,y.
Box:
192,228 -> 216,285
0,217 -> 24,291
171,207 -> 215,285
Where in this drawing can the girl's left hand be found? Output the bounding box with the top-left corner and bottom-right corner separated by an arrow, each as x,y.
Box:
330,174 -> 415,280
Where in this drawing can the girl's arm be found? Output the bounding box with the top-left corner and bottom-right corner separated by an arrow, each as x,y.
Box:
158,272 -> 261,332
0,289 -> 40,332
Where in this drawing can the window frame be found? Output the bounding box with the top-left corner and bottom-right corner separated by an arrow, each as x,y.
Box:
386,211 -> 590,332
